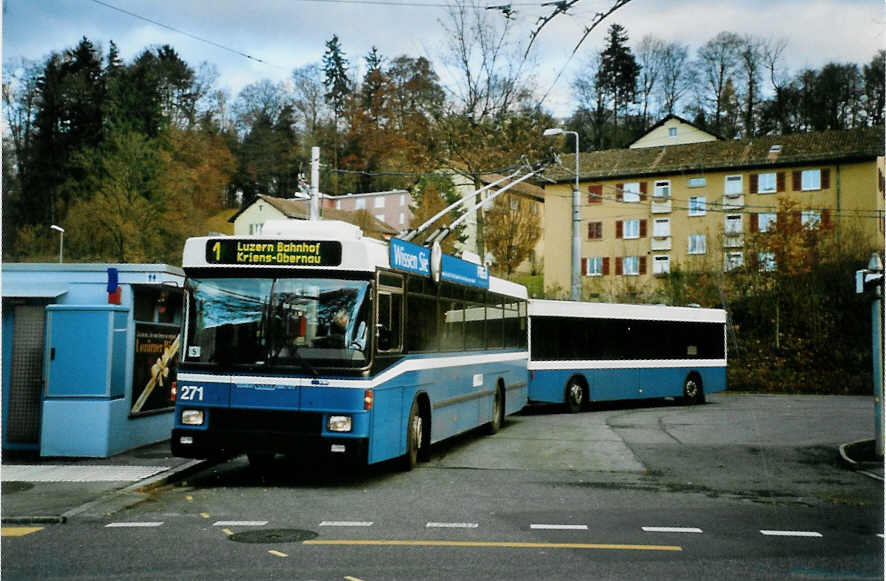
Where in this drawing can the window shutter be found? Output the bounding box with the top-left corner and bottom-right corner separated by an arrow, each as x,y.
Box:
821,168 -> 830,189
792,171 -> 801,191
602,257 -> 610,275
639,219 -> 647,238
777,172 -> 785,192
639,256 -> 647,275
581,258 -> 588,276
750,174 -> 758,194
822,209 -> 831,227
588,184 -> 603,203
615,220 -> 623,239
750,214 -> 758,233
615,257 -> 623,275
616,183 -> 624,202
639,182 -> 648,200
587,223 -> 593,239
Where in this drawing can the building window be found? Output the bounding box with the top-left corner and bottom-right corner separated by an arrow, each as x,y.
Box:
249,223 -> 263,235
335,200 -> 342,210
510,198 -> 520,210
653,218 -> 670,237
587,184 -> 603,204
802,210 -> 821,228
375,196 -> 385,209
400,194 -> 407,206
725,175 -> 742,196
399,212 -> 405,225
668,127 -> 677,137
688,177 -> 707,188
758,172 -> 777,193
623,219 -> 640,239
375,213 -> 385,223
623,256 -> 640,275
654,180 -> 670,199
688,234 -> 706,255
724,252 -> 743,271
759,252 -> 776,272
689,196 -> 706,216
725,214 -> 743,235
356,198 -> 366,210
653,255 -> 670,274
587,222 -> 603,240
623,182 -> 641,203
584,257 -> 603,276
757,212 -> 776,232
801,169 -> 821,191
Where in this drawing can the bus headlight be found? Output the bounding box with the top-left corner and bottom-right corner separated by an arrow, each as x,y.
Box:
327,415 -> 353,432
181,409 -> 204,425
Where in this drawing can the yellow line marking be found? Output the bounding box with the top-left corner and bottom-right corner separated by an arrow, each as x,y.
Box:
222,528 -> 234,536
185,495 -> 193,502
304,539 -> 682,551
344,577 -> 365,581
1,527 -> 44,537
200,513 -> 210,519
268,550 -> 288,558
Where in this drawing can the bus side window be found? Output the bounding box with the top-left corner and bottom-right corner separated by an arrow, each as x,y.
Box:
377,273 -> 404,353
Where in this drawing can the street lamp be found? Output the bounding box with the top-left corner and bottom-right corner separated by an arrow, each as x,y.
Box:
50,224 -> 64,263
544,127 -> 581,301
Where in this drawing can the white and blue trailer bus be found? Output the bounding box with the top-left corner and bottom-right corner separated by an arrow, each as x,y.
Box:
171,220 -> 528,469
527,300 -> 727,412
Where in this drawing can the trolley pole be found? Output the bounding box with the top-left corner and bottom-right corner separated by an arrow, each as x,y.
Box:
857,252 -> 884,456
310,146 -> 320,221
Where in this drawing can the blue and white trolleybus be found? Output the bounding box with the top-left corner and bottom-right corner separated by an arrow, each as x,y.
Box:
527,300 -> 727,412
171,220 -> 528,469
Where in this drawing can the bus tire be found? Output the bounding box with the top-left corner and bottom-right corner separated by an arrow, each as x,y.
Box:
402,399 -> 423,471
485,384 -> 505,435
680,374 -> 705,405
564,377 -> 587,413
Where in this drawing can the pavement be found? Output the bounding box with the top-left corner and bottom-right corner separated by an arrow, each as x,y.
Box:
1,437 -> 881,527
1,440 -> 215,525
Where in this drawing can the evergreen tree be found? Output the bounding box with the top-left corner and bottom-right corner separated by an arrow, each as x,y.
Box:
596,24 -> 639,139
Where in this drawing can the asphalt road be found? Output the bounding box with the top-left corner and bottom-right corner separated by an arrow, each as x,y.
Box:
3,393 -> 883,580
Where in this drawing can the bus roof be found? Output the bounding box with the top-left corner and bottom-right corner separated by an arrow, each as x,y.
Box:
528,299 -> 726,324
182,219 -> 527,299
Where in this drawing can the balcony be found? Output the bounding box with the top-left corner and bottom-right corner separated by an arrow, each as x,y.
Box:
723,234 -> 744,248
722,195 -> 744,210
650,237 -> 672,251
651,198 -> 672,214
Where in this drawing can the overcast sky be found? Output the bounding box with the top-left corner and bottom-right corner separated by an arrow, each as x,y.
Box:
3,0 -> 884,118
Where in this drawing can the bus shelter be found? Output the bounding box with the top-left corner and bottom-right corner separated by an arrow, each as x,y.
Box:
2,263 -> 184,457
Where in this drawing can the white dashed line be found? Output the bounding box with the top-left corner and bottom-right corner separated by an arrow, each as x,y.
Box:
319,521 -> 374,527
760,530 -> 823,537
105,522 -> 164,528
213,521 -> 268,527
530,524 -> 588,530
642,527 -> 703,534
426,522 -> 479,529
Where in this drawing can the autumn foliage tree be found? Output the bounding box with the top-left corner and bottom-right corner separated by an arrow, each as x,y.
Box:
484,194 -> 540,276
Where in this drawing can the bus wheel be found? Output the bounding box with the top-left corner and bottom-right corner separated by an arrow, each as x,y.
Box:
247,452 -> 274,471
402,400 -> 423,471
485,385 -> 505,435
680,375 -> 705,405
564,378 -> 586,413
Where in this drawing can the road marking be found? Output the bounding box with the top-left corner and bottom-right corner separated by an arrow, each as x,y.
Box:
268,550 -> 288,558
105,522 -> 164,528
222,528 -> 234,536
530,524 -> 588,530
320,521 -> 374,527
213,521 -> 268,527
1,526 -> 44,537
200,513 -> 210,519
760,530 -> 823,538
303,539 -> 682,551
642,527 -> 703,534
426,522 -> 479,529
344,577 -> 365,581
185,495 -> 193,502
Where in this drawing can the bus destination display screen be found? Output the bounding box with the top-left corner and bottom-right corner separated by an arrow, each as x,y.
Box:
206,239 -> 343,266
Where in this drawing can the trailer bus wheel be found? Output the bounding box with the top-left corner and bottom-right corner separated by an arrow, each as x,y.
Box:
564,377 -> 587,413
402,399 -> 423,471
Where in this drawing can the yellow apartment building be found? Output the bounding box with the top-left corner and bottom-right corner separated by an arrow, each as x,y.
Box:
542,118 -> 885,299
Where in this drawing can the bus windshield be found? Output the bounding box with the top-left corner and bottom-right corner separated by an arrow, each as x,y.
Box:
183,276 -> 371,371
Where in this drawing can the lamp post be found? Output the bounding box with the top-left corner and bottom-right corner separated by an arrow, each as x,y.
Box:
544,128 -> 581,301
50,224 -> 65,263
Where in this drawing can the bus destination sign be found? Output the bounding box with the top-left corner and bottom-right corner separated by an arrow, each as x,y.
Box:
206,239 -> 342,266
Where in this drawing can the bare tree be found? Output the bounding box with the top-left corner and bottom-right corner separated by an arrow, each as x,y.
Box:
636,36 -> 666,129
658,41 -> 692,116
696,31 -> 742,132
291,63 -> 327,136
738,34 -> 766,136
